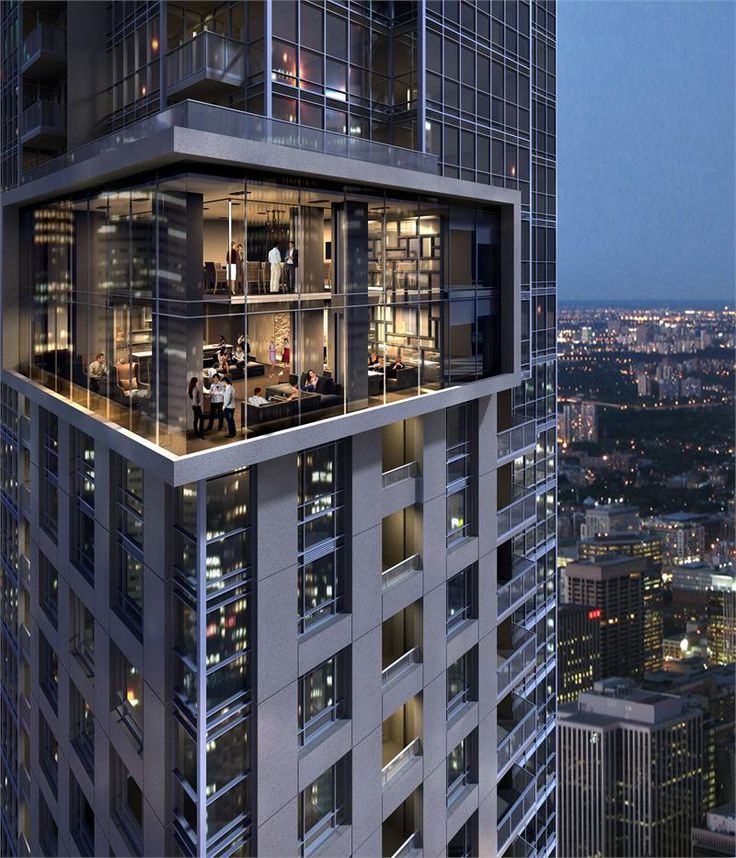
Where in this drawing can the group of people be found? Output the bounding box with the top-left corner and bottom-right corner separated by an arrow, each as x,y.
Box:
368,351 -> 405,371
226,240 -> 298,294
246,368 -> 320,408
188,373 -> 237,439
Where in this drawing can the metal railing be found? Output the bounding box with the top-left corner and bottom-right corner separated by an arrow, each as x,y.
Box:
72,635 -> 95,677
19,623 -> 30,661
23,99 -> 439,182
497,625 -> 536,698
299,806 -> 342,856
298,701 -> 342,746
21,100 -> 66,137
497,494 -> 536,540
391,831 -> 421,858
382,553 -> 421,589
382,646 -> 422,687
382,461 -> 418,488
167,32 -> 245,88
497,768 -> 537,855
497,420 -> 537,461
501,836 -> 535,857
19,553 -> 30,588
497,697 -> 537,774
22,23 -> 66,64
382,736 -> 421,785
114,692 -> 144,750
20,485 -> 30,517
497,557 -> 537,618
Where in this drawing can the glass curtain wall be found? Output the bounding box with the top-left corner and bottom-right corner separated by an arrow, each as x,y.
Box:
17,171 -> 507,455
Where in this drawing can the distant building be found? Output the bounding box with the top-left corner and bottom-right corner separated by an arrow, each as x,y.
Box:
650,512 -> 708,565
709,588 -> 736,666
578,532 -> 663,672
557,604 -> 601,704
559,396 -> 598,445
580,503 -> 640,539
562,557 -> 646,678
692,804 -> 736,857
558,678 -> 704,858
636,370 -> 653,397
681,376 -> 703,398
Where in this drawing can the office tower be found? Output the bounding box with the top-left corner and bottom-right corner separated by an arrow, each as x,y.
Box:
579,502 -> 640,539
556,604 -> 600,704
557,395 -> 597,445
561,556 -> 646,678
558,678 -> 704,858
578,532 -> 663,672
0,2 -> 557,857
649,511 -> 707,566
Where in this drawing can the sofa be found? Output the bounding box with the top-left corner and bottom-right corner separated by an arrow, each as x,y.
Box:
289,373 -> 344,408
243,391 -> 321,427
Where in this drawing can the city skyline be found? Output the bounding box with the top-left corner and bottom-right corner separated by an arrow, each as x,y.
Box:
558,0 -> 735,303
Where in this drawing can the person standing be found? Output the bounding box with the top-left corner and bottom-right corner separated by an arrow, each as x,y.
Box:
284,240 -> 298,292
207,373 -> 225,431
188,376 -> 205,439
268,243 -> 282,293
222,376 -> 237,438
268,339 -> 277,365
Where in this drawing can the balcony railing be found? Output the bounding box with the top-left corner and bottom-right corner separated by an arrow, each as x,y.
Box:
20,100 -> 66,139
71,635 -> 95,678
501,836 -> 535,857
299,806 -> 343,856
20,485 -> 30,518
19,623 -> 30,661
19,553 -> 30,589
382,736 -> 422,785
497,556 -> 537,619
167,32 -> 246,91
497,625 -> 536,698
21,23 -> 66,67
382,646 -> 422,687
497,768 -> 537,855
497,420 -> 537,462
497,494 -> 536,540
497,696 -> 536,774
382,461 -> 418,488
382,553 -> 421,589
391,831 -> 421,858
23,99 -> 439,182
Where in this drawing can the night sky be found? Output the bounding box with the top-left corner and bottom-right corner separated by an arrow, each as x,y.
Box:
557,0 -> 735,304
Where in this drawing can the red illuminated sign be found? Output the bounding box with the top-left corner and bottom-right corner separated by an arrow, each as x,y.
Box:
588,609 -> 602,620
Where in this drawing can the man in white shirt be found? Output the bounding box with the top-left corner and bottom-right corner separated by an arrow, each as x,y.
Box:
247,387 -> 269,406
222,376 -> 236,437
268,243 -> 283,293
206,373 -> 225,431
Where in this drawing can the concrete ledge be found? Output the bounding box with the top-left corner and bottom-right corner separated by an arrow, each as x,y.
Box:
298,719 -> 353,792
382,661 -> 424,720
298,613 -> 352,677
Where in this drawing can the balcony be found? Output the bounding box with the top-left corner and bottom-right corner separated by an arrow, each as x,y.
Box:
389,831 -> 422,858
501,836 -> 535,857
20,100 -> 66,148
497,767 -> 537,855
497,624 -> 536,699
382,736 -> 422,786
382,553 -> 421,590
497,494 -> 536,541
382,460 -> 419,488
497,419 -> 537,464
167,32 -> 246,99
382,646 -> 422,688
497,556 -> 537,620
497,695 -> 536,776
21,24 -> 66,78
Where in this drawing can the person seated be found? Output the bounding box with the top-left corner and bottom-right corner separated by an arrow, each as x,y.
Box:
218,335 -> 227,348
217,347 -> 231,374
368,351 -> 383,367
388,356 -> 406,371
88,352 -> 107,378
233,345 -> 246,367
248,387 -> 269,406
301,369 -> 319,392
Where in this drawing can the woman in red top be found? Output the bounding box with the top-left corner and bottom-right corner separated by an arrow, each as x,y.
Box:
281,337 -> 291,366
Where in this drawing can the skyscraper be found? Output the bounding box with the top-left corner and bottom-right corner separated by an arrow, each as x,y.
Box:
558,678 -> 704,858
0,2 -> 557,857
556,603 -> 600,705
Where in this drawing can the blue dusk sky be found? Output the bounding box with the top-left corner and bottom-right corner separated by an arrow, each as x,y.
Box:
557,0 -> 735,304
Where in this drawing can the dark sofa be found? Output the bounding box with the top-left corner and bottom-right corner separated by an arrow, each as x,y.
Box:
243,392 -> 321,427
289,372 -> 344,407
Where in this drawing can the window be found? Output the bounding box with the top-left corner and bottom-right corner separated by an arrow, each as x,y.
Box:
39,711 -> 58,792
298,759 -> 348,856
71,431 -> 95,579
112,749 -> 143,855
39,631 -> 58,712
111,644 -> 143,751
447,651 -> 474,717
71,683 -> 95,779
446,405 -> 473,546
40,409 -> 58,539
447,736 -> 472,804
447,565 -> 474,632
448,814 -> 476,857
298,652 -> 346,745
39,552 -> 58,628
70,592 -> 95,677
298,444 -> 345,633
114,456 -> 144,634
39,792 -> 58,856
70,772 -> 95,857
